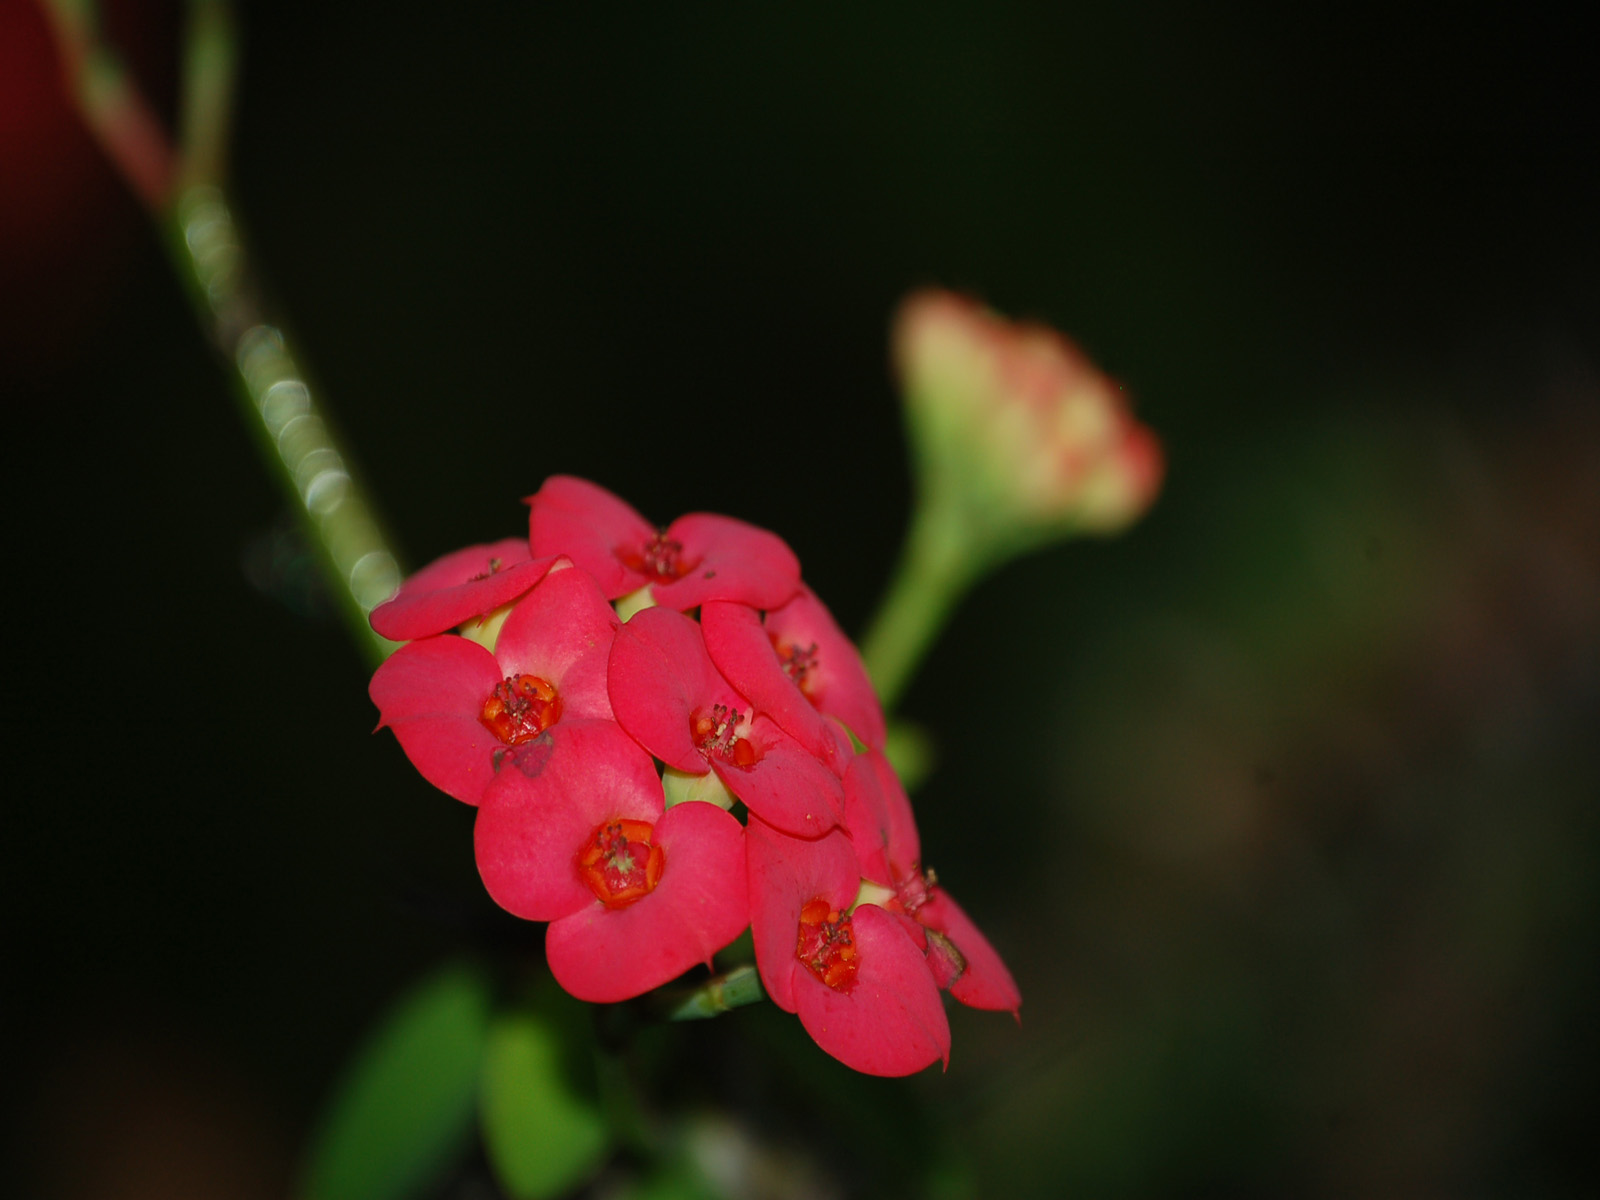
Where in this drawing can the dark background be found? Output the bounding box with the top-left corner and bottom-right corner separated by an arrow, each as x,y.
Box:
6,2 -> 1598,1197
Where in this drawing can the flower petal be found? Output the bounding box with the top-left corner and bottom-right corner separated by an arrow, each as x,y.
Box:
526,476 -> 654,599
474,721 -> 664,922
712,718 -> 844,839
649,514 -> 801,611
494,565 -> 620,721
840,750 -> 921,886
608,606 -> 734,773
701,600 -> 836,764
745,820 -> 860,1014
765,587 -> 885,751
917,890 -> 1021,1016
369,635 -> 507,805
546,801 -> 749,1003
793,904 -> 951,1077
370,539 -> 557,641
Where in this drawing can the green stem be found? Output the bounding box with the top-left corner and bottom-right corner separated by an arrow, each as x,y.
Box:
176,0 -> 238,192
168,188 -> 402,667
858,493 -> 986,715
37,0 -> 403,667
657,965 -> 765,1021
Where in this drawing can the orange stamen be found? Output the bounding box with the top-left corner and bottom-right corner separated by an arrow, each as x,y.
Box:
576,818 -> 665,908
796,896 -> 859,991
478,674 -> 562,744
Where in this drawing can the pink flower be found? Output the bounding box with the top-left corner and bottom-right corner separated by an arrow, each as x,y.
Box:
526,476 -> 801,611
746,819 -> 950,1076
700,587 -> 885,765
368,565 -> 619,805
474,720 -> 749,1003
608,606 -> 845,838
370,538 -> 558,641
841,750 -> 1020,1015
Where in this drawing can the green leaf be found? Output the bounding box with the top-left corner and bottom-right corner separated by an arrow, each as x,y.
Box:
480,1008 -> 610,1198
623,1161 -> 725,1200
301,961 -> 492,1200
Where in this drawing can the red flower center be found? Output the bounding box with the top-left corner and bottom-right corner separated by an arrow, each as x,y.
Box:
478,674 -> 562,744
773,637 -> 820,697
619,531 -> 694,583
577,819 -> 664,908
692,703 -> 760,768
796,897 -> 859,991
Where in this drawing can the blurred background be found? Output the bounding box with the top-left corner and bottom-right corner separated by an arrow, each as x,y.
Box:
5,1 -> 1597,1197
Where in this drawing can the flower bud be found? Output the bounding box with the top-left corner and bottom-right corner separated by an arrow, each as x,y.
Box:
894,289 -> 1163,544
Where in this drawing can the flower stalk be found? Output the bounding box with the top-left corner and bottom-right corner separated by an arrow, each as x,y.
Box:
170,189 -> 402,666
863,289 -> 1166,713
859,490 -> 988,715
34,0 -> 402,668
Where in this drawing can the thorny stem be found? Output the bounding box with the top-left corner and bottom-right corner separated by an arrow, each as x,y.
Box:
657,966 -> 766,1021
169,192 -> 401,666
33,0 -> 402,667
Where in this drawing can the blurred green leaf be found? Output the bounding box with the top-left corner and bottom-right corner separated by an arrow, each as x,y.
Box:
883,719 -> 935,792
480,1008 -> 610,1198
617,1161 -> 723,1200
301,961 -> 492,1200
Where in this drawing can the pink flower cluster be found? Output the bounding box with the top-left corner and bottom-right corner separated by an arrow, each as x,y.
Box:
369,477 -> 1019,1076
